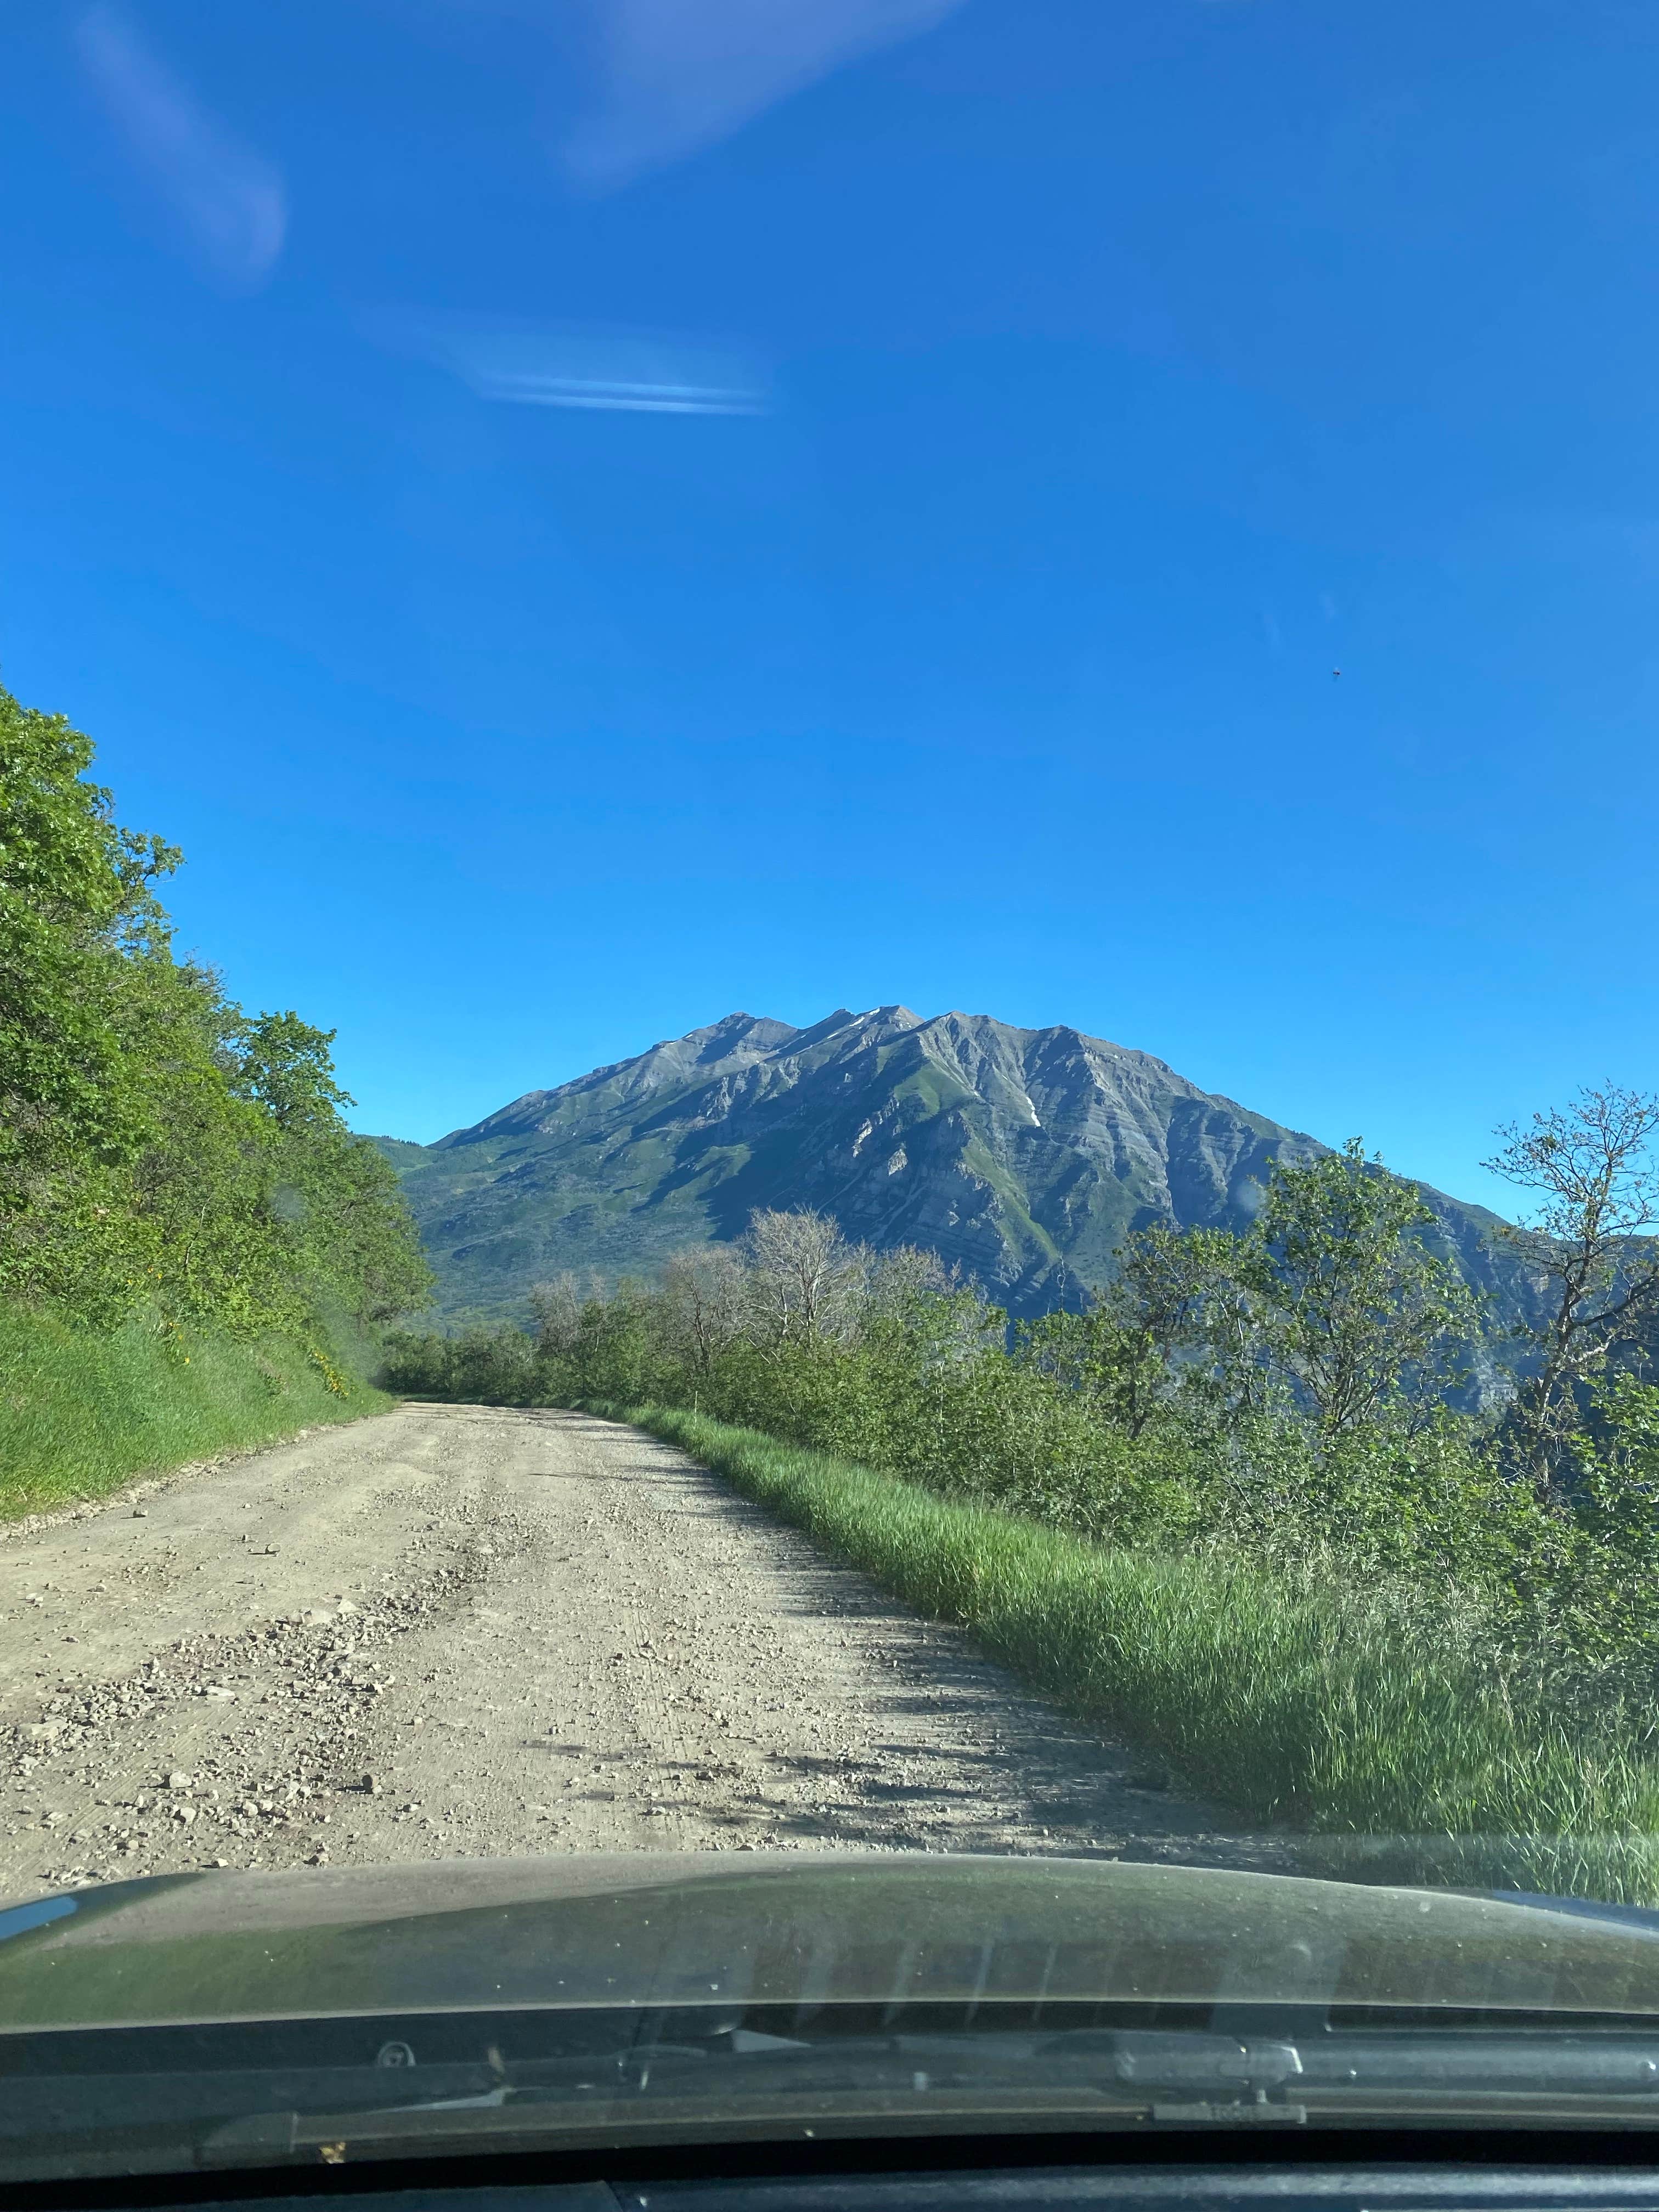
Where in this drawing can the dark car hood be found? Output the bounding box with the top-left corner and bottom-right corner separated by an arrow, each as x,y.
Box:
3,1854 -> 1659,2034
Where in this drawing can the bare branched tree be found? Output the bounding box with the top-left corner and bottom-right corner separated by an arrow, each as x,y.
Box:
865,1242 -> 955,1317
741,1207 -> 868,1348
529,1272 -> 605,1359
658,1245 -> 748,1378
1483,1084 -> 1659,1491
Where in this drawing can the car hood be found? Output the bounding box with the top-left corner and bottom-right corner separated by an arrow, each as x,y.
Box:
1,1854 -> 1657,2033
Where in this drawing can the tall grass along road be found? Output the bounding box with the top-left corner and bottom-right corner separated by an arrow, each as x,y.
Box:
0,1307 -> 390,1517
0,1405 -> 1288,1901
634,1408 -> 1659,1905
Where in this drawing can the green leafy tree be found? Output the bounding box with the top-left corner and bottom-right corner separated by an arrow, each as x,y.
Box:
230,1012 -> 432,1325
0,684 -> 431,1355
0,687 -> 178,1302
1094,1223 -> 1254,1435
1243,1139 -> 1480,1444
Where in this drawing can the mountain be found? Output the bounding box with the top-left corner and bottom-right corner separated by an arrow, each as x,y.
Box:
376,1006 -> 1530,1329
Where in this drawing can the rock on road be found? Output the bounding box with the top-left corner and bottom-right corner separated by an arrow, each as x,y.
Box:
0,1406 -> 1287,1897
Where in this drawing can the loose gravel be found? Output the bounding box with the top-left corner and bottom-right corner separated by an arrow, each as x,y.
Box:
0,1406 -> 1291,1899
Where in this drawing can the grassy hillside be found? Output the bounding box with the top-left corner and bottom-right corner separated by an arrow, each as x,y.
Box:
0,1305 -> 390,1519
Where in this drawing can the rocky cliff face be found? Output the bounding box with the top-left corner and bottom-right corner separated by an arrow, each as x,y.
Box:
381,1008 -> 1529,1328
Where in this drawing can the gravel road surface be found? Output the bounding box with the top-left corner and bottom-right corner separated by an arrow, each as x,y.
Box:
0,1406 -> 1289,1899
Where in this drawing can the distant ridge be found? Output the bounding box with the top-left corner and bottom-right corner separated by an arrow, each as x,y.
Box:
377,1006 -> 1522,1324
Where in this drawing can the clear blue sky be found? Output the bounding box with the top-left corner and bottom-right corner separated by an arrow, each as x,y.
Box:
3,0 -> 1656,1210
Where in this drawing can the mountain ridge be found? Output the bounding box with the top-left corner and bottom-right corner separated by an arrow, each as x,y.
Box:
376,1005 -> 1525,1329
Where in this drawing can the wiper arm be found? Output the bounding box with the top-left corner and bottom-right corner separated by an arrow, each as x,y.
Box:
212,2029 -> 1659,2161
1103,2034 -> 1306,2125
13,2018 -> 1659,2177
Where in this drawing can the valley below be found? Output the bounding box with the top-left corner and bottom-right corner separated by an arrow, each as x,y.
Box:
0,1405 -> 1289,1900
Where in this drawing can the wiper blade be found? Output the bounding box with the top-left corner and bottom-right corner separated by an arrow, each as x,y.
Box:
1303,2030 -> 1659,2100
1102,2028 -> 1659,2104
12,2016 -> 1659,2178
203,2030 -> 1659,2162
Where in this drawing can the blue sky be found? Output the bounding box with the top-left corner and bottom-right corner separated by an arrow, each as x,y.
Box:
3,0 -> 1656,1210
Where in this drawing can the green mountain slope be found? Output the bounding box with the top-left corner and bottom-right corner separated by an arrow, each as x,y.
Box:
375,1007 -> 1531,1328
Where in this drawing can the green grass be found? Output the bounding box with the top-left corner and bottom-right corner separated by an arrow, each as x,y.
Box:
630,1403 -> 1659,1901
0,1303 -> 391,1519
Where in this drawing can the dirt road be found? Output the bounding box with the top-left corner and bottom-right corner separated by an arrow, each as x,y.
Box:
0,1406 -> 1287,1898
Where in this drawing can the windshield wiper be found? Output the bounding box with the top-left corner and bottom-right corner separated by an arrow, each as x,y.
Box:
10,2018 -> 1659,2177
200,2027 -> 1659,2160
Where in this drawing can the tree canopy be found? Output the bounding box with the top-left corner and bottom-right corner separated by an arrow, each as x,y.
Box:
0,686 -> 431,1360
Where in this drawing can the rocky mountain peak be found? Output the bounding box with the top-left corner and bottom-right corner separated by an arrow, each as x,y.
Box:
384,1006 -> 1513,1327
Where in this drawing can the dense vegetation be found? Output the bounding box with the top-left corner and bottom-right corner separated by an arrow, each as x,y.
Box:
0,1305 -> 391,1515
386,1109 -> 1659,1889
0,685 -> 431,1499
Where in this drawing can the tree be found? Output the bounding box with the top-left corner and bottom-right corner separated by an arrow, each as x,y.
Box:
1098,1223 -> 1252,1435
229,1011 -> 431,1325
657,1245 -> 748,1379
740,1209 -> 868,1348
1244,1139 -> 1479,1443
530,1274 -> 586,1361
1484,1085 -> 1659,1493
0,683 -> 431,1344
569,1278 -> 655,1402
865,1242 -> 956,1320
0,686 -> 178,1232
278,1118 -> 433,1326
1019,1223 -> 1263,1438
230,1010 -> 353,1132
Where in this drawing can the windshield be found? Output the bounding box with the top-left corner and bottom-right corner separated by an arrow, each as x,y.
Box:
4,0 -> 1659,2184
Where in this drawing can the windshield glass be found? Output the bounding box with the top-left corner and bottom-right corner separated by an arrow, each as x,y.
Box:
4,0 -> 1659,2182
